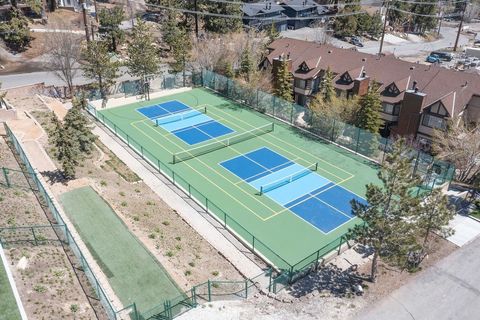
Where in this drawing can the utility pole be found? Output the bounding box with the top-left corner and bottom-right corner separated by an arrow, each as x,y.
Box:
437,4 -> 443,37
93,0 -> 99,24
453,1 -> 467,52
194,0 -> 199,38
81,0 -> 90,42
379,0 -> 390,55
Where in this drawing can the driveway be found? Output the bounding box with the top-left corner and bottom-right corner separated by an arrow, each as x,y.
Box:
356,236 -> 480,320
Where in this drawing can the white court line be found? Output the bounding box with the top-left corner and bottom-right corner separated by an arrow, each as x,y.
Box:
0,243 -> 28,320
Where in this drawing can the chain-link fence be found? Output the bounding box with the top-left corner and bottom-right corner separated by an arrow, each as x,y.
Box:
197,69 -> 455,189
4,123 -> 138,320
0,167 -> 34,190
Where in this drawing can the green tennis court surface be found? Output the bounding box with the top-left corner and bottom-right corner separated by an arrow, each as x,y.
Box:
59,186 -> 183,315
0,253 -> 22,320
96,88 -> 380,270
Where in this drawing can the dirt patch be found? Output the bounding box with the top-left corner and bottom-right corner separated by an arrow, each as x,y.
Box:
0,137 -> 100,319
6,245 -> 97,320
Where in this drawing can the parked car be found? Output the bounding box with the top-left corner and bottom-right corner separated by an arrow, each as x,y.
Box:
350,37 -> 364,47
140,12 -> 162,23
426,54 -> 441,63
430,51 -> 453,62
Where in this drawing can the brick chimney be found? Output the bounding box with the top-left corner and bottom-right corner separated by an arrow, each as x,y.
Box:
353,71 -> 369,96
392,85 -> 426,136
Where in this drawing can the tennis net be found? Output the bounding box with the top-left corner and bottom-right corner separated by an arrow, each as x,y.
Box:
259,163 -> 318,195
172,123 -> 274,163
155,106 -> 207,126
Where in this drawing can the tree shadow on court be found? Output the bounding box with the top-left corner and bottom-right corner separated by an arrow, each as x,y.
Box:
286,264 -> 364,298
41,169 -> 69,185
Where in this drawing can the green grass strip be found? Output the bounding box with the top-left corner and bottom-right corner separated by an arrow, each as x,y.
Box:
60,186 -> 183,315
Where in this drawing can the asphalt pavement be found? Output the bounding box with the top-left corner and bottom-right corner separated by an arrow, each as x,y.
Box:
356,236 -> 480,320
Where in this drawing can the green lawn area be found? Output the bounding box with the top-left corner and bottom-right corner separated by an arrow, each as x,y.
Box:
0,252 -> 22,320
59,186 -> 183,316
94,88 -> 380,271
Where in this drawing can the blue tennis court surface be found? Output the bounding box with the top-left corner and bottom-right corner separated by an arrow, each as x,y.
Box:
220,147 -> 366,233
137,101 -> 234,145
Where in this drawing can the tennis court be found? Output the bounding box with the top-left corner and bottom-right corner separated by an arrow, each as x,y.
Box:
220,147 -> 366,233
94,88 -> 380,271
138,100 -> 234,145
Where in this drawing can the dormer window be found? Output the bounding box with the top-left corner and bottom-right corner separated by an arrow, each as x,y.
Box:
341,73 -> 352,83
387,84 -> 400,95
299,62 -> 309,72
429,102 -> 448,116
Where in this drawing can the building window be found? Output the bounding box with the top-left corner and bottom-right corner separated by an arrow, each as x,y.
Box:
382,103 -> 400,115
422,114 -> 446,130
296,79 -> 306,89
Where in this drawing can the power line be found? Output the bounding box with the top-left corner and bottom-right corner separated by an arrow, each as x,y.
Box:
142,0 -> 369,21
390,7 -> 461,17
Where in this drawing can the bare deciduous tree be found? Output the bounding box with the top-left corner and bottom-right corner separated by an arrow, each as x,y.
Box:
45,26 -> 82,96
433,121 -> 480,184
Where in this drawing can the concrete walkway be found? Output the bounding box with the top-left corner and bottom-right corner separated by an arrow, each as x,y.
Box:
356,236 -> 480,320
92,122 -> 265,281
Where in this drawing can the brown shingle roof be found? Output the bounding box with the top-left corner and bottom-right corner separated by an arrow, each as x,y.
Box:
266,38 -> 480,116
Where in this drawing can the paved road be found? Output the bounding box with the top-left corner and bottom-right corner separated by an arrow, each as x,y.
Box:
281,26 -> 469,57
359,27 -> 469,56
356,236 -> 480,320
0,66 -> 171,89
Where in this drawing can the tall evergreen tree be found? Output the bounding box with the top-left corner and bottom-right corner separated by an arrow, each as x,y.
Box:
411,0 -> 437,34
273,58 -> 293,102
356,83 -> 382,133
162,12 -> 180,50
49,112 -> 80,179
321,68 -> 335,103
169,27 -> 191,74
349,138 -> 421,282
201,1 -> 242,33
63,98 -> 96,155
81,40 -> 120,103
126,19 -> 161,100
240,47 -> 254,81
0,8 -> 31,52
98,6 -> 125,52
267,22 -> 280,44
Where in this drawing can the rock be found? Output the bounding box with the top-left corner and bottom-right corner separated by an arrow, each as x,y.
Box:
17,256 -> 28,270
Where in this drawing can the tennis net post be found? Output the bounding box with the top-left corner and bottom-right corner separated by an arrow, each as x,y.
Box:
172,123 -> 274,164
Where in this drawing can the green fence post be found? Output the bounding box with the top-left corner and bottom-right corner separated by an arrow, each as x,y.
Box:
268,269 -> 272,292
290,104 -> 294,124
192,286 -> 197,306
31,227 -> 38,246
245,279 -> 248,298
252,236 -> 255,251
2,167 -> 10,187
207,280 -> 212,302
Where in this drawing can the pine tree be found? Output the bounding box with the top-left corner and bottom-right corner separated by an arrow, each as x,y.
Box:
202,2 -> 242,33
49,112 -> 80,179
322,68 -> 335,103
81,40 -> 120,102
273,59 -> 293,102
63,98 -> 96,155
169,27 -> 191,74
162,12 -> 180,51
98,6 -> 125,52
224,61 -> 234,78
240,47 -> 254,81
356,83 -> 382,133
267,22 -> 280,44
126,19 -> 160,100
349,138 -> 421,282
411,189 -> 455,266
0,8 -> 31,52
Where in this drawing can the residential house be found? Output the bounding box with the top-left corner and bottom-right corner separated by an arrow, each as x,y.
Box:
242,1 -> 287,32
280,0 -> 333,29
263,38 -> 480,147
